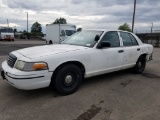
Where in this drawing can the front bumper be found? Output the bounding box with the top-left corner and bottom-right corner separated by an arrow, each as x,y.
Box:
1,61 -> 53,90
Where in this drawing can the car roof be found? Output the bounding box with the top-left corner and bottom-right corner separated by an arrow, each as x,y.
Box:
83,29 -> 133,34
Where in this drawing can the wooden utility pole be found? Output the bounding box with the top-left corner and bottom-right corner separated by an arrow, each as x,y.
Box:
151,22 -> 153,33
27,12 -> 28,33
132,0 -> 136,32
7,19 -> 9,27
25,12 -> 28,33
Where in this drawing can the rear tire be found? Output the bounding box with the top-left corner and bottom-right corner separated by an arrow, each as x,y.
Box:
53,64 -> 82,95
133,56 -> 146,74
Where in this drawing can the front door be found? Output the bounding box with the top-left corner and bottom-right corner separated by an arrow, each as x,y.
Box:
90,31 -> 124,75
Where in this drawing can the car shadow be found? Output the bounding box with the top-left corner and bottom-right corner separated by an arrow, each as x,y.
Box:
82,69 -> 131,87
3,69 -> 132,102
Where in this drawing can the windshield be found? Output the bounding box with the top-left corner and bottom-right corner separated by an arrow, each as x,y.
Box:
0,28 -> 13,33
65,30 -> 76,36
62,30 -> 103,47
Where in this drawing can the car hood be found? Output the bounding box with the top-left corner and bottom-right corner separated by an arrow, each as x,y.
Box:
15,44 -> 88,59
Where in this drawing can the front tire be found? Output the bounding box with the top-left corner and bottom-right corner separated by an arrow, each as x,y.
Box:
53,64 -> 82,95
133,56 -> 146,74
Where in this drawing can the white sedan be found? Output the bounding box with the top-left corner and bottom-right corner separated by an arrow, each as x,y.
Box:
1,30 -> 153,95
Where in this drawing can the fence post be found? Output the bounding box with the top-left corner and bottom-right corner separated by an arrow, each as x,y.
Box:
155,36 -> 159,47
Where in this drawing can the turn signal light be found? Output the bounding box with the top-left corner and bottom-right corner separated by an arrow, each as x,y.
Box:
33,63 -> 47,70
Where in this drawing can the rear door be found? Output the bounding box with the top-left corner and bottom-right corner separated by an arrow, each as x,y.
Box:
119,32 -> 141,69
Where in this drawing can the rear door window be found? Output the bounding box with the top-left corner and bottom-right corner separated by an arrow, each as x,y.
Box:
120,32 -> 133,46
129,34 -> 138,46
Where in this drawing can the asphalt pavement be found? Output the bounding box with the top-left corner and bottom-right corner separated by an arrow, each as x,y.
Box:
0,39 -> 160,120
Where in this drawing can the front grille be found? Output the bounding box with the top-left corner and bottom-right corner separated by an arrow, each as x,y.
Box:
7,53 -> 17,68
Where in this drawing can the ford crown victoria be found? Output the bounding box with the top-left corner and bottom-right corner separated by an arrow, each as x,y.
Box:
1,30 -> 153,95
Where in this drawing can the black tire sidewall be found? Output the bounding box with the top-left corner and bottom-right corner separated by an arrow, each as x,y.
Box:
54,64 -> 82,95
134,56 -> 146,74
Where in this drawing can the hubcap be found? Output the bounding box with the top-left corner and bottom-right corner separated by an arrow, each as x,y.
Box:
65,75 -> 73,84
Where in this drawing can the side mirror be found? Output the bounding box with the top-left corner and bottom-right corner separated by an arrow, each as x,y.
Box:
97,41 -> 111,49
95,35 -> 100,41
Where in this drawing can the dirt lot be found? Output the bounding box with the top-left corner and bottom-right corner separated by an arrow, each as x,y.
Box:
0,39 -> 160,120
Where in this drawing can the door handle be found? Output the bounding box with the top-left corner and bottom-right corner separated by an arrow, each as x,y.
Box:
118,50 -> 124,53
137,48 -> 140,51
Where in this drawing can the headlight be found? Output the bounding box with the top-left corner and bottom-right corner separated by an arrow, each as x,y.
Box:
15,60 -> 48,71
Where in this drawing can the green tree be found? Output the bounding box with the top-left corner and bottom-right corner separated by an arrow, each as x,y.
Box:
31,22 -> 42,33
53,17 -> 67,24
77,28 -> 82,32
118,23 -> 132,32
23,30 -> 27,33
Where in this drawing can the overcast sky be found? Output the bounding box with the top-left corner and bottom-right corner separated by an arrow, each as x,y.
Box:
0,0 -> 160,33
